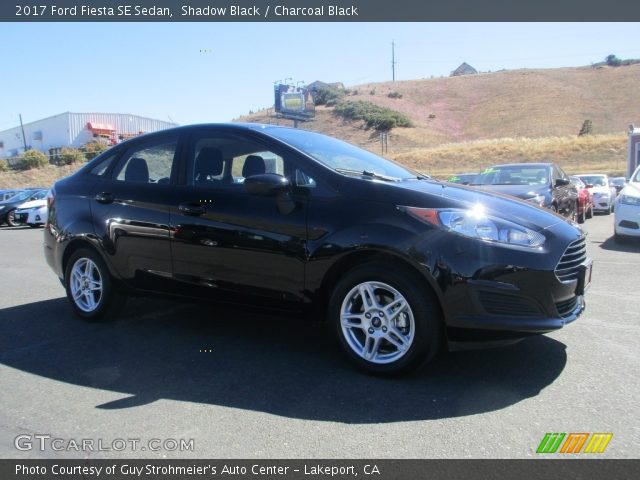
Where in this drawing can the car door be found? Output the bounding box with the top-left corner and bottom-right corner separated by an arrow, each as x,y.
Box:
89,133 -> 182,292
169,129 -> 309,306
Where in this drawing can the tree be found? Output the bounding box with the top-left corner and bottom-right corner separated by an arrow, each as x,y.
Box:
20,150 -> 48,170
605,54 -> 621,67
578,119 -> 593,136
59,147 -> 86,165
81,141 -> 109,161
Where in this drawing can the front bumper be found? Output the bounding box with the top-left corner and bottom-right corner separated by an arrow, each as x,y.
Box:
615,203 -> 640,237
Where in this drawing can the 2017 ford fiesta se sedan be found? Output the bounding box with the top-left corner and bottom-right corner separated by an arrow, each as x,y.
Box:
44,124 -> 592,374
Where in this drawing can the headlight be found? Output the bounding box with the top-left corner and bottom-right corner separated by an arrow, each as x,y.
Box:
401,205 -> 546,248
620,194 -> 640,206
525,194 -> 545,207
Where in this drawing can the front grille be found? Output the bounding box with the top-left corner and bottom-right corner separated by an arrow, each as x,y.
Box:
556,296 -> 579,318
478,291 -> 541,317
555,237 -> 587,283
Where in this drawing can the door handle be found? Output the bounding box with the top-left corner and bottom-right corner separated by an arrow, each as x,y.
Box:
178,202 -> 206,216
95,192 -> 114,204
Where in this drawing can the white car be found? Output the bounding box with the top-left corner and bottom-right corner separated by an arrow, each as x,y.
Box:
578,173 -> 617,214
13,198 -> 47,227
615,166 -> 640,240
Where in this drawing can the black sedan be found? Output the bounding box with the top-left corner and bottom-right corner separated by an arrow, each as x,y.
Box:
0,189 -> 48,226
471,163 -> 578,220
44,124 -> 591,375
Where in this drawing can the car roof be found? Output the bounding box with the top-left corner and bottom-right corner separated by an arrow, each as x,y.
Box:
488,163 -> 553,168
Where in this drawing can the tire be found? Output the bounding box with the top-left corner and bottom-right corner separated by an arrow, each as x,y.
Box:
551,204 -> 558,214
28,223 -> 39,228
604,202 -> 611,215
586,205 -> 593,219
328,262 -> 443,376
577,202 -> 585,224
6,209 -> 17,227
64,248 -> 125,322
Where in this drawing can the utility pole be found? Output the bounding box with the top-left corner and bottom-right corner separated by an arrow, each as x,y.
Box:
391,41 -> 396,81
19,114 -> 28,152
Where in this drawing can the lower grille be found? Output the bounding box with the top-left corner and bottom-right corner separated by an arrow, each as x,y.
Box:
555,237 -> 587,283
478,291 -> 541,317
556,296 -> 579,318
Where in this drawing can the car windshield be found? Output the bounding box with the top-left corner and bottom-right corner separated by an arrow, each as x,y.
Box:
570,177 -> 585,188
6,190 -> 32,202
579,175 -> 607,186
472,165 -> 549,186
266,128 -> 418,181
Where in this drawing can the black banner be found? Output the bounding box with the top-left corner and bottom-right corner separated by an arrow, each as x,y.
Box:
3,0 -> 640,22
2,459 -> 639,480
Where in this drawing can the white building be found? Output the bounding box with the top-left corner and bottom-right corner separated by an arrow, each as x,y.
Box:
0,112 -> 177,159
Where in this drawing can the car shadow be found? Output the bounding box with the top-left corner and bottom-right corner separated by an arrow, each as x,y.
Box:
596,235 -> 640,253
0,297 -> 567,424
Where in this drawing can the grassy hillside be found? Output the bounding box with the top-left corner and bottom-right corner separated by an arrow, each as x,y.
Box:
3,65 -> 638,188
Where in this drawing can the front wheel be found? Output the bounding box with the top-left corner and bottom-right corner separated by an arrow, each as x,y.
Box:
64,248 -> 125,322
6,209 -> 17,227
586,204 -> 593,219
329,263 -> 442,375
604,202 -> 612,215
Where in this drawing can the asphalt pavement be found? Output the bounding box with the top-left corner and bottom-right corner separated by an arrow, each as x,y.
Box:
0,214 -> 638,458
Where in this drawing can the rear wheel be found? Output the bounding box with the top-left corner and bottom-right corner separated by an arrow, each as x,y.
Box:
329,263 -> 442,375
586,204 -> 593,219
604,202 -> 612,215
64,248 -> 125,322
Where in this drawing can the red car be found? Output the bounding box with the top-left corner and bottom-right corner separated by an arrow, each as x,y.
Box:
570,176 -> 593,223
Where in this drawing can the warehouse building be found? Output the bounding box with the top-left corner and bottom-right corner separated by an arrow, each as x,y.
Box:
0,112 -> 177,159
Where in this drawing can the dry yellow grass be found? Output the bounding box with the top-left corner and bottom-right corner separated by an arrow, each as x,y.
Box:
0,164 -> 82,189
391,134 -> 629,178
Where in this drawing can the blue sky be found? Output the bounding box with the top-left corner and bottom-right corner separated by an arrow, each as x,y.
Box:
0,22 -> 638,129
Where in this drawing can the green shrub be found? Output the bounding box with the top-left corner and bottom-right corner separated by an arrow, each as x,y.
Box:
333,100 -> 413,131
59,147 -> 86,165
314,86 -> 344,106
387,91 -> 403,99
81,141 -> 109,161
578,119 -> 593,136
0,160 -> 8,172
20,150 -> 49,170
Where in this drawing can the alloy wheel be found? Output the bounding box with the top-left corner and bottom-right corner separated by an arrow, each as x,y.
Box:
340,281 -> 415,364
69,258 -> 103,313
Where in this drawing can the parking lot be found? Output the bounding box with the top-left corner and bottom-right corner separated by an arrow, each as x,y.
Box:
0,214 -> 638,459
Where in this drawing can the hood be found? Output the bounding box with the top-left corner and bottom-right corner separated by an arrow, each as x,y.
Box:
16,199 -> 47,210
346,178 -> 571,233
620,182 -> 640,198
588,185 -> 611,194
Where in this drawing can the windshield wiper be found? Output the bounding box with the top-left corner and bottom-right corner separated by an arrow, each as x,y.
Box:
334,168 -> 401,182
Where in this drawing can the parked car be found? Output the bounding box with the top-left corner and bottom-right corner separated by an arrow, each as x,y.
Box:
610,177 -> 627,195
569,176 -> 593,224
44,124 -> 590,375
578,174 -> 616,215
447,172 -> 478,185
471,163 -> 578,220
14,198 -> 48,227
0,189 -> 48,226
0,189 -> 23,201
614,166 -> 640,241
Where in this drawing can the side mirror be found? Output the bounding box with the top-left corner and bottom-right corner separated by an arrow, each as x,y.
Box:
585,183 -> 594,188
244,173 -> 290,196
555,178 -> 570,187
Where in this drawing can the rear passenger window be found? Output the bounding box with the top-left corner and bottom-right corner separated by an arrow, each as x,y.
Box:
114,138 -> 177,184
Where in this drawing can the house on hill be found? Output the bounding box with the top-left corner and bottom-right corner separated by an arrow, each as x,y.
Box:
307,81 -> 345,91
450,63 -> 478,77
